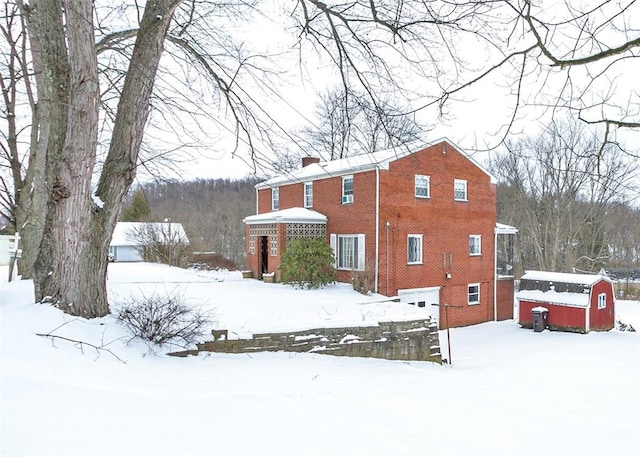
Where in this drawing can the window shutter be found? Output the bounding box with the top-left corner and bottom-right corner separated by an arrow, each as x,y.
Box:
330,234 -> 337,266
357,234 -> 365,271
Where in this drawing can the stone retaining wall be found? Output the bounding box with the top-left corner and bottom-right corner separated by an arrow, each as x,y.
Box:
169,318 -> 442,364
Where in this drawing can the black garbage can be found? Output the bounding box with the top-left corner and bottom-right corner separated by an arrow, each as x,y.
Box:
531,307 -> 548,332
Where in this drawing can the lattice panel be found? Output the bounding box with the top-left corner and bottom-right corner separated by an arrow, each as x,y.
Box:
248,236 -> 256,255
270,236 -> 278,256
248,223 -> 277,237
286,223 -> 326,242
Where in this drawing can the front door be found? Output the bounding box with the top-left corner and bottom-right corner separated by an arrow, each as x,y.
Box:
260,236 -> 269,277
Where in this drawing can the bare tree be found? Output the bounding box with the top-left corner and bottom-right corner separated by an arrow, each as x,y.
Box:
300,87 -> 424,160
491,118 -> 639,273
126,222 -> 190,267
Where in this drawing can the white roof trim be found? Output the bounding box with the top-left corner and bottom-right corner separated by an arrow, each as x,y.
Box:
495,223 -> 518,234
256,138 -> 497,189
244,207 -> 328,225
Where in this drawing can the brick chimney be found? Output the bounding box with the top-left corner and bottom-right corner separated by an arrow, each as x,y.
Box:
302,156 -> 321,167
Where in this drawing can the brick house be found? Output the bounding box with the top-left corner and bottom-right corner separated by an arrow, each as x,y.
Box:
244,139 -> 516,328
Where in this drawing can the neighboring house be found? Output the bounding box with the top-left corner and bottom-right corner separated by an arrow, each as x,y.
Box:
516,270 -> 615,333
244,139 -> 517,328
109,222 -> 189,262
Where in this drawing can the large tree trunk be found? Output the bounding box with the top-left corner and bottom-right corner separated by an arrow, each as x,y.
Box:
29,0 -> 180,317
16,0 -> 68,281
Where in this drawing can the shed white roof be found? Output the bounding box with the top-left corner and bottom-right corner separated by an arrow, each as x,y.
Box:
521,270 -> 609,286
256,138 -> 497,189
516,289 -> 590,308
243,207 -> 328,225
110,222 -> 189,246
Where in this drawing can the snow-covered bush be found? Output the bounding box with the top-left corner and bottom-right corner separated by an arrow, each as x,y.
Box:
116,291 -> 212,346
279,238 -> 336,289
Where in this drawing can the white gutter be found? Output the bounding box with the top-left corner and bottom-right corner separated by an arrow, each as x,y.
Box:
374,166 -> 380,293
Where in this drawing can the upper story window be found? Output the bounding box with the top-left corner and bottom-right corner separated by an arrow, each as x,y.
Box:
469,235 -> 482,256
598,293 -> 606,309
407,234 -> 423,264
454,179 -> 468,201
304,182 -> 313,208
415,175 -> 430,198
468,283 -> 480,305
272,187 -> 279,210
342,175 -> 354,204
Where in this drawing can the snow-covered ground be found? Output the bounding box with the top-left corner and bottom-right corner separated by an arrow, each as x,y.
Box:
1,263 -> 639,457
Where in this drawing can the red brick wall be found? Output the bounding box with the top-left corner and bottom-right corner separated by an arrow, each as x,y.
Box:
378,141 -> 497,327
496,277 -> 515,320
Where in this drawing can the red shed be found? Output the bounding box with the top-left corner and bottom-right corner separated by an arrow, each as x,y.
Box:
516,271 -> 615,333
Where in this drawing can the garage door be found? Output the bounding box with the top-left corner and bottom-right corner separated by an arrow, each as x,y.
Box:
397,286 -> 441,327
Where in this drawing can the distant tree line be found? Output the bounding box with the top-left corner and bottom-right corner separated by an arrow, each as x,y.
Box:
121,178 -> 258,267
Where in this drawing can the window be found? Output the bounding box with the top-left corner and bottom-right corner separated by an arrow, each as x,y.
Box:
469,235 -> 482,256
407,234 -> 423,264
468,283 -> 480,305
415,175 -> 430,198
272,187 -> 279,210
598,293 -> 606,309
304,182 -> 313,208
342,175 -> 354,204
331,234 -> 365,270
454,179 -> 467,201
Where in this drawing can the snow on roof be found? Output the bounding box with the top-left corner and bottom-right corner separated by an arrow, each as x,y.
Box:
495,223 -> 518,234
243,207 -> 328,225
521,270 -> 609,286
256,138 -> 496,189
110,222 -> 189,246
516,289 -> 590,308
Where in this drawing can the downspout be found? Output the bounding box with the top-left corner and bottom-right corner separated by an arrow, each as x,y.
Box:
493,227 -> 498,321
374,166 -> 380,293
255,188 -> 259,214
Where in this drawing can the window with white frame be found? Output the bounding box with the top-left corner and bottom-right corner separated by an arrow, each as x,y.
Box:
415,175 -> 430,198
342,175 -> 354,204
304,182 -> 313,208
454,179 -> 468,201
468,283 -> 480,304
330,234 -> 365,270
407,234 -> 423,264
272,187 -> 279,210
469,235 -> 482,256
598,292 -> 606,309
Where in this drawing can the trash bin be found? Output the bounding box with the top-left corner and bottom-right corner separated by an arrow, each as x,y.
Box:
531,307 -> 548,332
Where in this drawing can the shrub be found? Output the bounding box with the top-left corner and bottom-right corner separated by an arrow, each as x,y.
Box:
116,290 -> 212,347
188,252 -> 239,271
279,238 -> 336,289
352,267 -> 374,295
